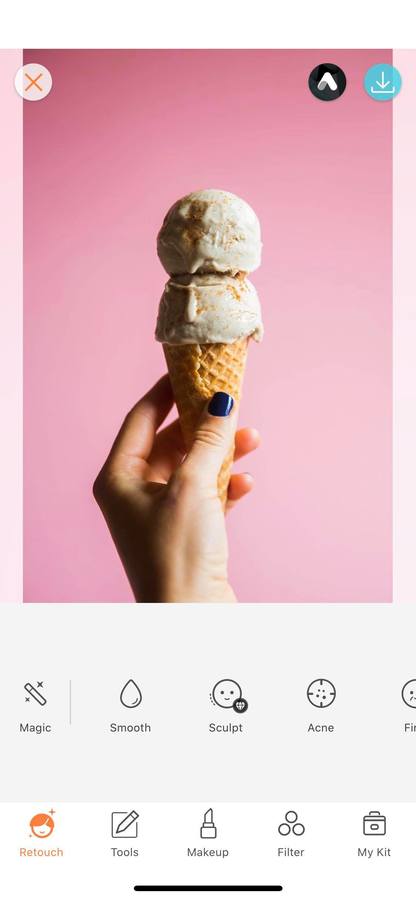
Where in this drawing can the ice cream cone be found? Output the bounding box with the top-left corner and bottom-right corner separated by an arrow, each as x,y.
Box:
156,189 -> 263,508
163,338 -> 248,506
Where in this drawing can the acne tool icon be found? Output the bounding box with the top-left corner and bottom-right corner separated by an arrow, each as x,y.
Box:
24,682 -> 47,706
200,808 -> 217,839
120,680 -> 142,708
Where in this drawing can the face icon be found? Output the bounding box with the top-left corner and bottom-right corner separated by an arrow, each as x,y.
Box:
402,680 -> 416,708
211,679 -> 242,709
30,813 -> 55,839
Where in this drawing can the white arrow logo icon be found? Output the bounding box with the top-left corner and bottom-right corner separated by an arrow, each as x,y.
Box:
317,72 -> 338,91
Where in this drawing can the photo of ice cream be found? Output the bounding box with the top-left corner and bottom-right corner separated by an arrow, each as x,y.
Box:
22,49 -> 392,604
156,189 -> 263,504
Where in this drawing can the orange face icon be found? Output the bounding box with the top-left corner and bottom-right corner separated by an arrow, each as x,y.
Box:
30,813 -> 55,839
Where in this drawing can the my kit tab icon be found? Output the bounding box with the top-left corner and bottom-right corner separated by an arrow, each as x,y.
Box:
363,811 -> 386,836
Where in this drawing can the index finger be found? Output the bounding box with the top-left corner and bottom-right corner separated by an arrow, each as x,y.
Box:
107,375 -> 174,471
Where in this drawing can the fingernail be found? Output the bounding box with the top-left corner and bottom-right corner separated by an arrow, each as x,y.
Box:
208,392 -> 234,417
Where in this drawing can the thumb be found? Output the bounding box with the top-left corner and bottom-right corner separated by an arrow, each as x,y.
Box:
182,392 -> 237,486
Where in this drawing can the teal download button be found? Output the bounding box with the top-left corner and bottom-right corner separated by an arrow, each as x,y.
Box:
364,63 -> 402,101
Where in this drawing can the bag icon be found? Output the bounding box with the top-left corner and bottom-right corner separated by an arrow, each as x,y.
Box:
363,811 -> 386,835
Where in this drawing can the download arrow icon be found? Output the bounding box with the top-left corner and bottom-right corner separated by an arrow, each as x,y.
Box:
375,71 -> 390,89
365,63 -> 402,101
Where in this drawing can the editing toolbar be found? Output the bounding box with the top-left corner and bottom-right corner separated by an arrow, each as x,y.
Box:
13,674 -> 416,730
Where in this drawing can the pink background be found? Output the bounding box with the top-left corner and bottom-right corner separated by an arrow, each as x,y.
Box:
0,50 -> 22,603
24,50 -> 392,603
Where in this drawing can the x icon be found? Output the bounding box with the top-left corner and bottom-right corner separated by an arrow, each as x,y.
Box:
25,72 -> 43,92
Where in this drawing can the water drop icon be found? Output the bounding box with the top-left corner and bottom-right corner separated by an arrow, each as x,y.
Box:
120,679 -> 142,708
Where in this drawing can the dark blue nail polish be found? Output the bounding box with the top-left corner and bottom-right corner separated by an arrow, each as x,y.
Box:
208,392 -> 234,417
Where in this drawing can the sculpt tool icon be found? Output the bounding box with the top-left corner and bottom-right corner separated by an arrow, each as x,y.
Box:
200,808 -> 217,839
120,680 -> 142,708
210,679 -> 248,713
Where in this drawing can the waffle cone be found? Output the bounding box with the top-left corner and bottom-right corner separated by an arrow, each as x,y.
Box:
163,338 -> 248,506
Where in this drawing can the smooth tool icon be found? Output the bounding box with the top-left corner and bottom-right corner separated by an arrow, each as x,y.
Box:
120,680 -> 142,708
307,678 -> 336,709
24,682 -> 47,706
29,811 -> 55,838
111,810 -> 139,838
210,679 -> 248,713
200,808 -> 217,839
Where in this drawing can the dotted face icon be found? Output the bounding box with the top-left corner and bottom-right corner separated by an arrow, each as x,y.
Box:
402,680 -> 416,709
307,679 -> 336,709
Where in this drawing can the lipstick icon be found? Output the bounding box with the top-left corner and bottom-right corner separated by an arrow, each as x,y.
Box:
200,808 -> 217,839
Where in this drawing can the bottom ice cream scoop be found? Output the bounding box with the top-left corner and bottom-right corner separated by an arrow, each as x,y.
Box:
155,274 -> 263,345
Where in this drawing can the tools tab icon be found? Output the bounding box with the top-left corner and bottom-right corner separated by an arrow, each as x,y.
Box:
111,810 -> 139,838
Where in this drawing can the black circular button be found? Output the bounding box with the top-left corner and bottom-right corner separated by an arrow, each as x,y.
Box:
308,63 -> 347,101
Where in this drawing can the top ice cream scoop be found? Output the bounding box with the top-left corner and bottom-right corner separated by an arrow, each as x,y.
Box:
157,189 -> 262,276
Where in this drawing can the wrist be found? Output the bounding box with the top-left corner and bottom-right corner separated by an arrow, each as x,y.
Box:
133,576 -> 236,604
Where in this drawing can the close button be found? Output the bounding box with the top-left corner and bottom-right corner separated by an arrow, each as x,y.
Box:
14,63 -> 53,101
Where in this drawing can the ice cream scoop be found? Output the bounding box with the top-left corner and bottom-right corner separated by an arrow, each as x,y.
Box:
157,189 -> 262,276
155,274 -> 263,345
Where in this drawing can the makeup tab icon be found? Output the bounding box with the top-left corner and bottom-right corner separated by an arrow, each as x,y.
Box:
200,808 -> 217,839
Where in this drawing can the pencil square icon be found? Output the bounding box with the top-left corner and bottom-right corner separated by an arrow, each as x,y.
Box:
111,810 -> 139,838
